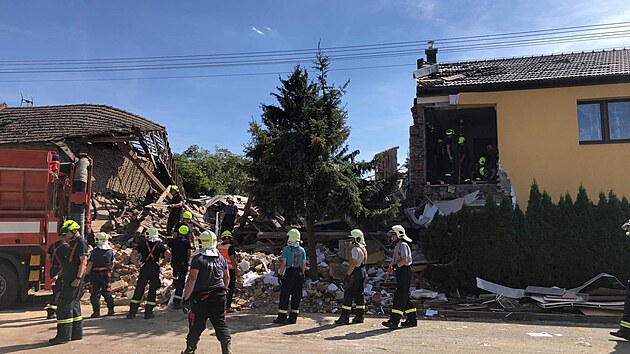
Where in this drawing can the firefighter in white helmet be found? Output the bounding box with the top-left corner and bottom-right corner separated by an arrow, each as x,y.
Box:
86,232 -> 115,318
382,225 -> 417,329
273,229 -> 307,325
335,229 -> 368,325
127,227 -> 170,319
181,230 -> 231,354
611,219 -> 630,340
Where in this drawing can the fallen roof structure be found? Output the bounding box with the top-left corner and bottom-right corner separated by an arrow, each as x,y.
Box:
0,104 -> 183,197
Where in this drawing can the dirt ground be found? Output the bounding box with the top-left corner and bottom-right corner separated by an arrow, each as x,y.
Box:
1,302 -> 629,354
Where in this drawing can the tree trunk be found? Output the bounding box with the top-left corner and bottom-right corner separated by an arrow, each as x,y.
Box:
306,217 -> 318,280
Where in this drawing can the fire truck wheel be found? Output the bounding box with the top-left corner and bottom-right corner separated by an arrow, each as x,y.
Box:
0,263 -> 18,310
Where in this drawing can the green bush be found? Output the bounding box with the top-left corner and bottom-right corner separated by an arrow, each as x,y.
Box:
422,182 -> 630,295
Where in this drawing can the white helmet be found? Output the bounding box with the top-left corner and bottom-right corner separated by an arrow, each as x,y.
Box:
388,225 -> 412,242
94,232 -> 111,250
348,229 -> 364,244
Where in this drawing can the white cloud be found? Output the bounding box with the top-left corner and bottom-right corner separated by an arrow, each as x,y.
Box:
251,26 -> 264,36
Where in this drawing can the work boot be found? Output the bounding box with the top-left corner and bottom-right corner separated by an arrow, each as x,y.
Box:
220,340 -> 232,354
126,302 -> 139,319
46,308 -> 56,320
611,328 -> 630,340
106,307 -> 115,316
334,313 -> 350,325
352,314 -> 364,324
181,343 -> 197,354
48,323 -> 72,345
71,320 -> 83,340
382,319 -> 400,329
273,312 -> 287,324
90,312 -> 100,318
173,298 -> 182,309
400,318 -> 417,327
144,305 -> 155,319
287,311 -> 298,324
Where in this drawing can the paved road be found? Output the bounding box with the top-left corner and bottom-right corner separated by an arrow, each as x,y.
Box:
1,304 -> 629,353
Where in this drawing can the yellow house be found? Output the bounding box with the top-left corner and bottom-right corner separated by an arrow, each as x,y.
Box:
409,48 -> 630,206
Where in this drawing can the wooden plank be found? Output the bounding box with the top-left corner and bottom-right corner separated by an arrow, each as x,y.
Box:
117,142 -> 167,193
156,185 -> 174,204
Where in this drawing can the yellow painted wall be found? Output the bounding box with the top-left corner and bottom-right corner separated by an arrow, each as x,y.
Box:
457,83 -> 630,206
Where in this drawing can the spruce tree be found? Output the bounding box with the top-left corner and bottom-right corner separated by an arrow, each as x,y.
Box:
247,51 -> 379,278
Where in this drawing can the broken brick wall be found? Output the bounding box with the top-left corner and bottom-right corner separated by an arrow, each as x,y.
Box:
408,105 -> 426,205
71,143 -> 152,198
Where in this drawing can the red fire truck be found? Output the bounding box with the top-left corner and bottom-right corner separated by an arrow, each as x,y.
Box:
0,149 -> 92,309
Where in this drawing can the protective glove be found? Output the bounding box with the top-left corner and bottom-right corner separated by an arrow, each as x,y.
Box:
278,274 -> 283,285
182,299 -> 191,315
343,274 -> 350,286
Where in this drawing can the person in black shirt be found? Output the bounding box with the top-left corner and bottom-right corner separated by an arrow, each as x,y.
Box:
166,185 -> 185,236
127,227 -> 171,319
181,230 -> 231,354
168,225 -> 193,309
48,220 -> 89,345
46,236 -> 69,319
173,210 -> 197,243
86,232 -> 115,318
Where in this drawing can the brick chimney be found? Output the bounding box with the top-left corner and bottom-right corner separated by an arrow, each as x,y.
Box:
425,40 -> 438,64
0,102 -> 7,111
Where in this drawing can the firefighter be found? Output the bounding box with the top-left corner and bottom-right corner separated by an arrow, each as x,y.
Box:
181,230 -> 231,354
218,230 -> 238,312
127,227 -> 171,319
611,219 -> 630,340
335,229 -> 368,325
174,210 -> 198,244
45,234 -> 69,319
48,220 -> 88,345
221,197 -> 239,233
444,129 -> 456,183
168,225 -> 193,309
382,225 -> 417,329
86,232 -> 115,318
273,229 -> 306,325
166,185 -> 185,236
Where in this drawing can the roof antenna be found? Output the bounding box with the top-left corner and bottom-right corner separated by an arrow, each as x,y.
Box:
20,93 -> 33,107
427,40 -> 435,49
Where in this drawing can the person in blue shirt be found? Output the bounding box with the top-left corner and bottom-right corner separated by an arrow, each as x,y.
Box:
273,229 -> 306,325
220,197 -> 239,233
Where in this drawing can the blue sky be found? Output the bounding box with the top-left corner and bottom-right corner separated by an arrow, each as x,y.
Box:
1,1 -> 629,164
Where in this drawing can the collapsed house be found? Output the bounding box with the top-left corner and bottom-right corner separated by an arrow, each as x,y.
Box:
408,47 -> 630,205
0,103 -> 183,200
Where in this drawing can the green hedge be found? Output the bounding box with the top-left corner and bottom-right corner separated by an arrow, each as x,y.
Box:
422,183 -> 630,295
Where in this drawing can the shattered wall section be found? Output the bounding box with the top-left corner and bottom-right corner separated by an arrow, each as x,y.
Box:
408,105 -> 427,204
73,143 -> 152,198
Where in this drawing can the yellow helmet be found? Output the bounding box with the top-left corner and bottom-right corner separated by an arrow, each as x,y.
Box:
178,225 -> 190,235
478,157 -> 486,165
60,220 -> 80,234
182,211 -> 193,219
458,136 -> 466,145
171,185 -> 180,192
287,229 -> 301,243
348,229 -> 364,244
198,230 -> 218,249
445,129 -> 455,136
221,230 -> 233,239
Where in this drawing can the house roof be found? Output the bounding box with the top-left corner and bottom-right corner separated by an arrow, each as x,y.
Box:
417,49 -> 630,95
0,104 -> 164,144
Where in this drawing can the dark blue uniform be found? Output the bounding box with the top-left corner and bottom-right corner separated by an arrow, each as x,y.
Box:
53,235 -> 88,341
88,248 -> 115,317
46,239 -> 69,318
127,238 -> 167,319
167,236 -> 192,307
166,194 -> 185,235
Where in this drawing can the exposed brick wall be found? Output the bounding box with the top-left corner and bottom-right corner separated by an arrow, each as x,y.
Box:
70,143 -> 152,198
408,105 -> 426,203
